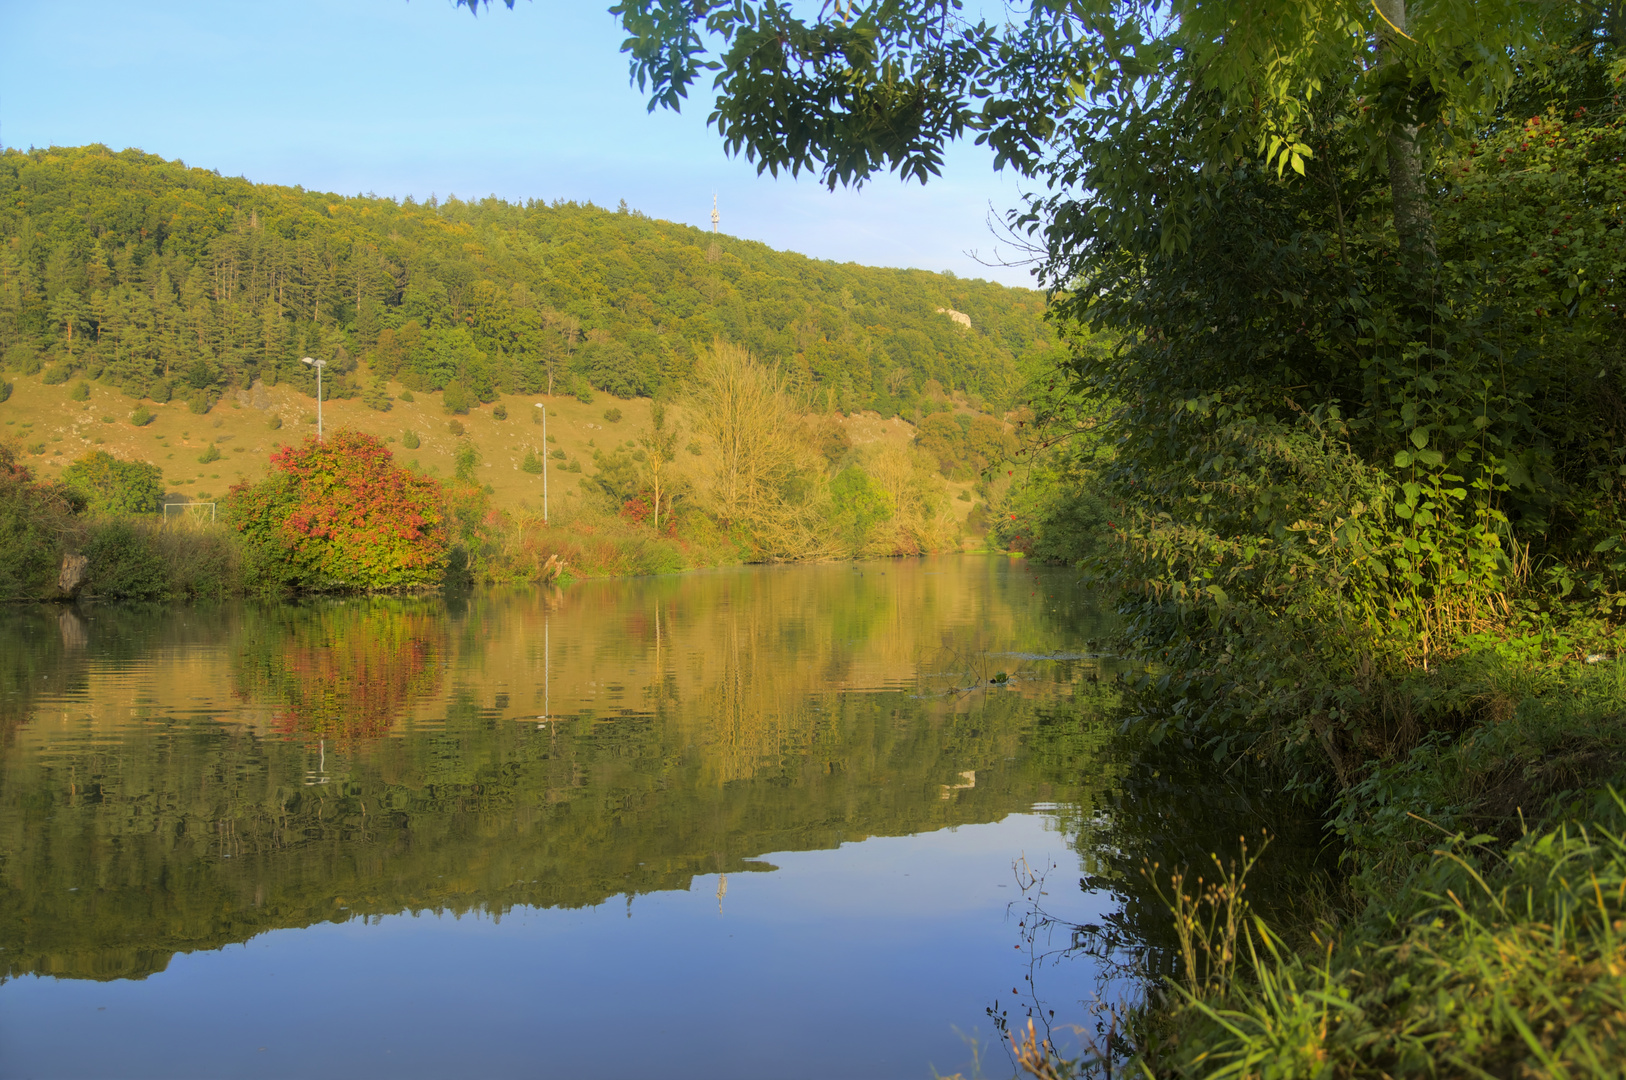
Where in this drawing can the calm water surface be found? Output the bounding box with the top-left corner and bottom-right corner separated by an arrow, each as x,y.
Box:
0,556 -> 1135,1079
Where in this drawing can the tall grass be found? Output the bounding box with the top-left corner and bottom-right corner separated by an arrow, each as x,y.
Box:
481,507 -> 704,582
84,516 -> 241,600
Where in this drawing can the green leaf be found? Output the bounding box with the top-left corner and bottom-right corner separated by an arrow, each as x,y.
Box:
1393,450 -> 1413,468
1594,536 -> 1620,553
1410,427 -> 1430,450
1417,449 -> 1444,466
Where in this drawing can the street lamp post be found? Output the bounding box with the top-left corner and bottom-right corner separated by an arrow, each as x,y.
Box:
301,357 -> 327,440
534,402 -> 548,524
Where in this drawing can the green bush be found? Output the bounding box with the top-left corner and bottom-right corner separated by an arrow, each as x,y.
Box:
61,451 -> 164,514
82,517 -> 240,600
521,449 -> 544,475
454,439 -> 480,482
492,403 -> 508,420
442,380 -> 473,414
829,465 -> 894,552
83,519 -> 169,599
69,381 -> 90,401
267,415 -> 282,430
129,405 -> 153,427
187,391 -> 212,414
0,381 -> 11,403
402,429 -> 420,449
603,407 -> 622,423
42,365 -> 70,386
198,444 -> 221,464
0,443 -> 82,599
4,344 -> 40,375
362,382 -> 393,411
398,390 -> 415,403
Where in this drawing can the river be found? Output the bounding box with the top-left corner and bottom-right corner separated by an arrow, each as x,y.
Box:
0,556 -> 1165,1078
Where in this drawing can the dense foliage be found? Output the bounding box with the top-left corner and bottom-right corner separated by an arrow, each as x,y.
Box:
0,145 -> 1058,417
0,442 -> 80,599
227,431 -> 448,592
60,449 -> 163,514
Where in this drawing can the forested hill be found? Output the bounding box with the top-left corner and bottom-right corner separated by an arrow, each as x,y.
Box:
0,145 -> 1057,414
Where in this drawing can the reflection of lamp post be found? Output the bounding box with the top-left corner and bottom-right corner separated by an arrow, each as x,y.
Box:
301,356 -> 326,440
534,402 -> 548,525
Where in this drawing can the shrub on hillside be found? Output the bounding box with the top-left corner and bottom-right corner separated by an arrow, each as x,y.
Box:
227,430 -> 448,593
914,412 -> 1015,481
0,381 -> 11,403
69,381 -> 90,401
453,440 -> 480,482
129,405 -> 153,427
61,451 -> 164,515
4,344 -> 40,375
442,380 -> 474,415
362,380 -> 393,412
42,365 -> 70,386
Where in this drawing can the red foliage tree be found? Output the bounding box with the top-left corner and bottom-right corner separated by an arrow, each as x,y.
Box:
227,430 -> 448,592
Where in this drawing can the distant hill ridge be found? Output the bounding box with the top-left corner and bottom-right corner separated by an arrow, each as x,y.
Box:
0,145 -> 1058,416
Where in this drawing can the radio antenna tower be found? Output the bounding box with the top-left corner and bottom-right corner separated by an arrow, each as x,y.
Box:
711,193 -> 719,233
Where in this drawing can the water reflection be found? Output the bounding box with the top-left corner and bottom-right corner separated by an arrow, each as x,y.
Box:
0,558 -> 1122,1000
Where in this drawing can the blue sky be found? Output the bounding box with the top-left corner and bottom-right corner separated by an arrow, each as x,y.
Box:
1,1 -> 1039,288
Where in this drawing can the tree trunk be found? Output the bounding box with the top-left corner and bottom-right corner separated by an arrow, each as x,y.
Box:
1374,0 -> 1436,268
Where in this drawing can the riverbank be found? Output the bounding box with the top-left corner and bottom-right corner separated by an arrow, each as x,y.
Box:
1125,641 -> 1626,1076
1022,622 -> 1626,1077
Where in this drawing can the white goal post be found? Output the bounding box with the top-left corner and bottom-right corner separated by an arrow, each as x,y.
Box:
163,502 -> 217,522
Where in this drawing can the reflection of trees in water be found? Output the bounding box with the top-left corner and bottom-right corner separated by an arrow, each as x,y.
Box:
0,609 -> 73,746
233,602 -> 445,740
1,681 -> 1108,983
0,562 -> 1128,984
985,707 -> 1343,1075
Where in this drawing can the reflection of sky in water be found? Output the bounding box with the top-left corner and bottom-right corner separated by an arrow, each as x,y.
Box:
2,815 -> 1116,1080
